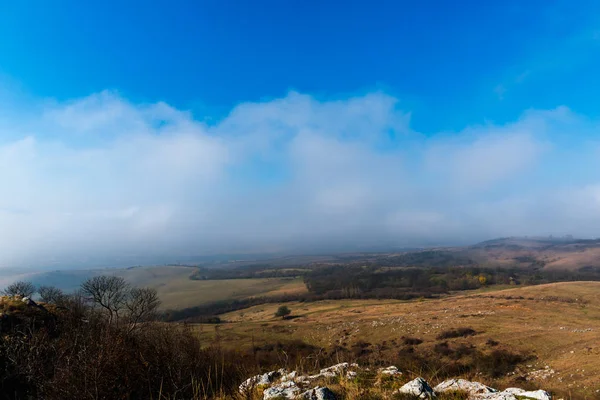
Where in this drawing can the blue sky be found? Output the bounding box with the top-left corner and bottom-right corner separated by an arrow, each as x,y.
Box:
2,0 -> 600,131
1,1 -> 600,268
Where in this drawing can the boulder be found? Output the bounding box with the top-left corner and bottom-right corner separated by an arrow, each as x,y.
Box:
263,380 -> 301,399
319,363 -> 348,377
281,371 -> 298,381
239,370 -> 283,393
299,386 -> 336,400
378,366 -> 402,376
434,379 -> 496,396
21,297 -> 35,306
477,393 -> 518,400
502,388 -> 551,400
397,377 -> 436,399
346,371 -> 357,379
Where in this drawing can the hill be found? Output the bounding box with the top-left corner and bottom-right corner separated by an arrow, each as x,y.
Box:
467,237 -> 600,270
199,281 -> 600,399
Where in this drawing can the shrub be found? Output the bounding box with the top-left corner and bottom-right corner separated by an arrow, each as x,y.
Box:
436,327 -> 476,340
402,337 -> 423,345
274,305 -> 291,319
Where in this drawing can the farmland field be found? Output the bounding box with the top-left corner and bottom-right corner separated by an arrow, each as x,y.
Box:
117,266 -> 307,310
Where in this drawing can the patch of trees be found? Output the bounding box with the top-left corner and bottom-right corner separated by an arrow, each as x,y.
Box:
372,250 -> 477,268
190,264 -> 311,280
302,264 -> 600,300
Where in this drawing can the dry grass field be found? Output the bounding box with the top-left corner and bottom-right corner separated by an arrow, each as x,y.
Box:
197,282 -> 600,398
115,265 -> 308,309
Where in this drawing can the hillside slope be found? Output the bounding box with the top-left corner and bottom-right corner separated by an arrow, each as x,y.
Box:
204,282 -> 600,398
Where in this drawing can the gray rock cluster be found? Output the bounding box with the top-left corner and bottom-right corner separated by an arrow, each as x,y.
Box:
403,377 -> 552,400
240,363 -> 552,400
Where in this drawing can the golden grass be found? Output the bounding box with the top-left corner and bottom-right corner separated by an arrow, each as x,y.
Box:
196,282 -> 600,398
116,266 -> 308,310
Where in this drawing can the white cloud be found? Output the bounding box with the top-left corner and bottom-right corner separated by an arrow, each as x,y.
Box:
0,90 -> 599,268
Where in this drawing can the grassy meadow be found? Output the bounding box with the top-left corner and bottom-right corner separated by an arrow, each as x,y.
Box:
195,281 -> 600,399
114,265 -> 307,309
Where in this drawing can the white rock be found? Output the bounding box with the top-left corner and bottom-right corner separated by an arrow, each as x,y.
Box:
434,379 -> 496,395
478,393 -> 518,400
239,370 -> 283,393
263,381 -> 301,399
299,386 -> 336,400
281,371 -> 298,381
378,366 -> 402,375
319,363 -> 348,377
397,377 -> 436,399
21,297 -> 35,306
502,388 -> 552,400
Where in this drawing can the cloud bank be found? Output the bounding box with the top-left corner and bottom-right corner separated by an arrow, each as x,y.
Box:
1,90 -> 599,268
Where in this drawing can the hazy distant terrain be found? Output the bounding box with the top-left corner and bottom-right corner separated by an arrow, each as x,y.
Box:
5,236 -> 600,312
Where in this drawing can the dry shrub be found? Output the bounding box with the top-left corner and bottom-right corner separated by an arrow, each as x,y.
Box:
436,328 -> 476,340
0,298 -> 250,400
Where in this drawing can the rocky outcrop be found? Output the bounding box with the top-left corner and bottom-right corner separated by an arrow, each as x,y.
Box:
378,366 -> 402,376
397,377 -> 436,399
501,388 -> 551,400
239,363 -> 551,400
318,362 -> 354,377
299,386 -> 336,400
263,381 -> 302,399
239,369 -> 285,392
434,379 -> 496,396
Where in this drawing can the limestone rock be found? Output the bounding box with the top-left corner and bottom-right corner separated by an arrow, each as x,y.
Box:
434,379 -> 496,396
502,388 -> 551,400
319,363 -> 348,377
281,371 -> 298,381
263,380 -> 301,399
21,297 -> 35,306
477,393 -> 518,400
299,386 -> 336,400
239,370 -> 283,393
397,377 -> 436,399
378,366 -> 402,375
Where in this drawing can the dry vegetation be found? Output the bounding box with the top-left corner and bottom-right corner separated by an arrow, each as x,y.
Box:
197,282 -> 600,399
115,266 -> 307,310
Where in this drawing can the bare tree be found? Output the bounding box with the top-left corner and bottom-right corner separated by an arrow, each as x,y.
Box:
38,285 -> 66,304
81,276 -> 129,323
125,287 -> 160,331
2,281 -> 36,298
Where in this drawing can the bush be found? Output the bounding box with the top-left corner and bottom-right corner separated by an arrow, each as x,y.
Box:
275,305 -> 291,319
402,337 -> 423,345
436,327 -> 476,340
0,293 -> 249,399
